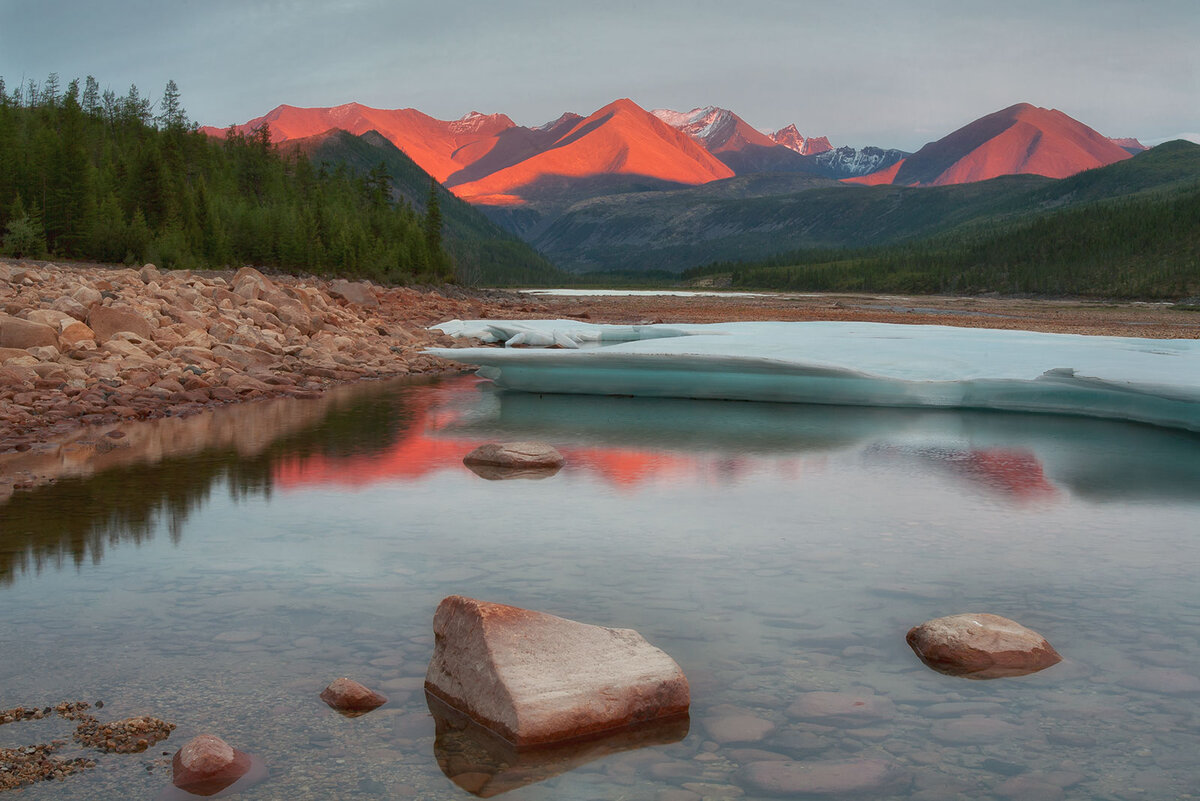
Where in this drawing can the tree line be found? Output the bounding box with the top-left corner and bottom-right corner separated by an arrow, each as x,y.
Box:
0,74 -> 453,283
684,180 -> 1200,300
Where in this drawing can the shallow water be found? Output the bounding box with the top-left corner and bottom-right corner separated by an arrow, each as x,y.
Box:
1,375 -> 1198,800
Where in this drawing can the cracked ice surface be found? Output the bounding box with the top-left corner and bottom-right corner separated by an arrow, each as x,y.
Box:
428,320 -> 1200,432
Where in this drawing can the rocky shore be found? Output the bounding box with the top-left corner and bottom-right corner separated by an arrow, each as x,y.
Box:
0,260 -> 550,457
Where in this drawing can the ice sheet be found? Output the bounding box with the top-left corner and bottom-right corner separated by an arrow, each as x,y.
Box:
428,320 -> 1200,432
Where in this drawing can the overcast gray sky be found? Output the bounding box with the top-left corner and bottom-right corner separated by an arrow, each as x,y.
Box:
1,0 -> 1196,150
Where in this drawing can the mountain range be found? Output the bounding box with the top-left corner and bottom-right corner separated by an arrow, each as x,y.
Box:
205,98 -> 1142,202
204,99 -> 1161,275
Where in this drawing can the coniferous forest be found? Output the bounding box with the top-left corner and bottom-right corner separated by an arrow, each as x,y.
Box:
0,75 -> 455,283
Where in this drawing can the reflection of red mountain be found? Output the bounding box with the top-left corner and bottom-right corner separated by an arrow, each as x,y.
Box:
958,448 -> 1057,500
270,379 -> 703,490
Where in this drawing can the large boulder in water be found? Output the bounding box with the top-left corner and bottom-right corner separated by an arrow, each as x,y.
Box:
424,595 -> 690,747
906,613 -> 1062,679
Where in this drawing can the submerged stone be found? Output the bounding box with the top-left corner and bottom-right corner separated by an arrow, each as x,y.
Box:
424,595 -> 690,747
740,758 -> 911,796
906,613 -> 1061,679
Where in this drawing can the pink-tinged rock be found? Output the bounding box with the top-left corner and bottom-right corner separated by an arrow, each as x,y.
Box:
87,305 -> 156,343
0,346 -> 30,363
463,442 -> 565,480
424,595 -> 690,747
328,278 -> 379,307
71,285 -> 103,306
232,266 -> 274,300
0,314 -> 58,350
59,321 -> 96,348
320,677 -> 388,715
786,690 -> 895,722
906,613 -> 1061,679
740,758 -> 911,796
171,734 -> 252,796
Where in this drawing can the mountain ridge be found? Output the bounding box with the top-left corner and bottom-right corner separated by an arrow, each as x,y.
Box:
851,103 -> 1133,186
205,99 -> 1137,203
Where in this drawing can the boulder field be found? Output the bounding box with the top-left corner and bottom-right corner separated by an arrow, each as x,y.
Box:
0,260 -> 550,459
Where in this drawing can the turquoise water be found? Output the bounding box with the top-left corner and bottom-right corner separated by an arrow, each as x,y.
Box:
2,375 -> 1198,799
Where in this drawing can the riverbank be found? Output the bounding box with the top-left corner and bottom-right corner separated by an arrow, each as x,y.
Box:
0,260 -> 553,456
3,262 -> 1198,499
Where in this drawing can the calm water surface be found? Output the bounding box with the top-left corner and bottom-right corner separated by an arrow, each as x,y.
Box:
2,375 -> 1198,800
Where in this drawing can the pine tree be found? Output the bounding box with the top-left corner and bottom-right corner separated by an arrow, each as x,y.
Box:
156,79 -> 186,131
423,178 -> 442,258
82,76 -> 100,116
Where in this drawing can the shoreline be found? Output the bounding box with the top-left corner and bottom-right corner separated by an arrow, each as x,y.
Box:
3,261 -> 1197,499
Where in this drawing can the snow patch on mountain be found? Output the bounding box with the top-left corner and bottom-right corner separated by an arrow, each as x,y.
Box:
652,106 -> 737,147
449,111 -> 514,135
808,145 -> 908,178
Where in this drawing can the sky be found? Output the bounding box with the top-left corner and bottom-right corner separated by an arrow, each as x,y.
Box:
1,0 -> 1196,151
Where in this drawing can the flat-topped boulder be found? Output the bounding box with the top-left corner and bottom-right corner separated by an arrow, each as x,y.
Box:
906,613 -> 1062,679
424,595 -> 690,747
328,278 -> 379,307
0,314 -> 58,350
86,304 -> 155,343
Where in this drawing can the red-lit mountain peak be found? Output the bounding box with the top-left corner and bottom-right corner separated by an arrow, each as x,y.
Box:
449,98 -> 735,204
769,124 -> 834,156
202,103 -> 517,182
876,103 -> 1134,187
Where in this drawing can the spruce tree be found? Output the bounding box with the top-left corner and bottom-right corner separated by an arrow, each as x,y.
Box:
423,178 -> 442,258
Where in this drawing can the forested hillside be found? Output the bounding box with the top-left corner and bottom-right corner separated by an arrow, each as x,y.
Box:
291,129 -> 562,286
0,75 -> 454,282
686,142 -> 1200,299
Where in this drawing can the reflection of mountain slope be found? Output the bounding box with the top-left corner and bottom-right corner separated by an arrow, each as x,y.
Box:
867,444 -> 1058,503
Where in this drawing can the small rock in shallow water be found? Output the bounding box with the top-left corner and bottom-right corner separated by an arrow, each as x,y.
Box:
171,734 -> 253,796
320,678 -> 388,716
462,442 -> 564,480
906,613 -> 1061,679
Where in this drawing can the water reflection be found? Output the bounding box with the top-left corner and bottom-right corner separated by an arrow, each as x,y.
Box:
428,694 -> 689,797
4,375 -> 1200,585
0,377 -> 439,584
